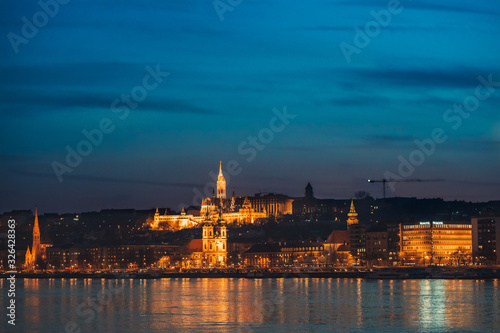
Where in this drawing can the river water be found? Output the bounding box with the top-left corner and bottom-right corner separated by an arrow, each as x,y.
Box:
1,278 -> 499,332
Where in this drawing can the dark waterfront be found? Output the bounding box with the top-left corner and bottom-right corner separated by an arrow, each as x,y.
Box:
2,278 -> 499,332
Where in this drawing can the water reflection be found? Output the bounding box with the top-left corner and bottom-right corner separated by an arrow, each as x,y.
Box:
1,278 -> 500,332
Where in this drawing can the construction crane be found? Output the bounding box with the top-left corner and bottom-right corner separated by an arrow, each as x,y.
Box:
367,178 -> 444,199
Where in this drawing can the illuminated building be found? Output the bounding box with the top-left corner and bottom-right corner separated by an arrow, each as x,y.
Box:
201,213 -> 227,267
216,160 -> 226,199
248,193 -> 294,216
400,221 -> 472,265
47,245 -> 175,270
346,200 -> 366,263
471,216 -> 500,264
150,162 -> 267,230
24,208 -> 51,270
151,207 -> 199,231
178,210 -> 228,269
243,242 -> 326,268
222,196 -> 267,224
324,230 -> 353,266
347,199 -> 359,226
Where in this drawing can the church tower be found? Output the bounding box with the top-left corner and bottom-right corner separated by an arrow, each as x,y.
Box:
202,214 -> 227,267
25,247 -> 32,269
32,208 -> 41,261
25,208 -> 41,269
347,199 -> 359,226
305,182 -> 314,199
216,161 -> 226,199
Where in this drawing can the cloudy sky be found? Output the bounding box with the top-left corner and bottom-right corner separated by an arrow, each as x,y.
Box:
1,0 -> 499,213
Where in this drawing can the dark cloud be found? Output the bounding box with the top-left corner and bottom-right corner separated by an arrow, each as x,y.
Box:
406,1 -> 500,16
303,24 -> 459,33
328,96 -> 389,107
335,0 -> 500,16
0,89 -> 219,115
11,169 -> 201,188
348,67 -> 498,89
362,134 -> 417,148
453,138 -> 500,151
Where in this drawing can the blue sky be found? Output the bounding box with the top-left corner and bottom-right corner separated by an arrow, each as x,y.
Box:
1,0 -> 499,213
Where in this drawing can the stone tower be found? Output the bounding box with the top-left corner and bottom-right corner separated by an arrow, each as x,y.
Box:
216,161 -> 226,199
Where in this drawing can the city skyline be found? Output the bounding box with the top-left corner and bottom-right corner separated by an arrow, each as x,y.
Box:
1,0 -> 500,213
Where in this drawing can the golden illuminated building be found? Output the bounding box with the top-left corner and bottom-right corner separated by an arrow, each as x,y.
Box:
347,199 -> 359,226
180,212 -> 228,269
216,161 -> 226,199
400,221 -> 472,265
24,208 -> 51,270
150,162 -> 267,231
152,207 -> 199,230
201,214 -> 227,267
247,194 -> 293,216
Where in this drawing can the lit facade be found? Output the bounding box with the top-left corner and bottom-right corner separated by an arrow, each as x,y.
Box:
180,214 -> 228,269
150,162 -> 267,231
243,242 -> 326,268
201,217 -> 227,267
47,245 -> 176,270
247,193 -> 294,216
400,221 -> 472,265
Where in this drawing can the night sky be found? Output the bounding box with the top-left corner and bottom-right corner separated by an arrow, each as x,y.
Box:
1,0 -> 499,213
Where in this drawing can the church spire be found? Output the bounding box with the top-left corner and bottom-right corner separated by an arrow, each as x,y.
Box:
33,207 -> 40,237
32,208 -> 41,262
305,182 -> 314,199
216,161 -> 226,199
347,199 -> 359,226
25,246 -> 32,269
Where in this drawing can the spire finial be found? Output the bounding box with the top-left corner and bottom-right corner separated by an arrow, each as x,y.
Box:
33,207 -> 40,236
219,160 -> 223,176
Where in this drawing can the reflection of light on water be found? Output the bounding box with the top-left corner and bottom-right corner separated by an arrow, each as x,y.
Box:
11,277 -> 500,332
356,278 -> 363,327
418,280 -> 446,329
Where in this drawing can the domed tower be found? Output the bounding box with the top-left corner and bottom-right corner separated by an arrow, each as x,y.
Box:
216,161 -> 226,199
